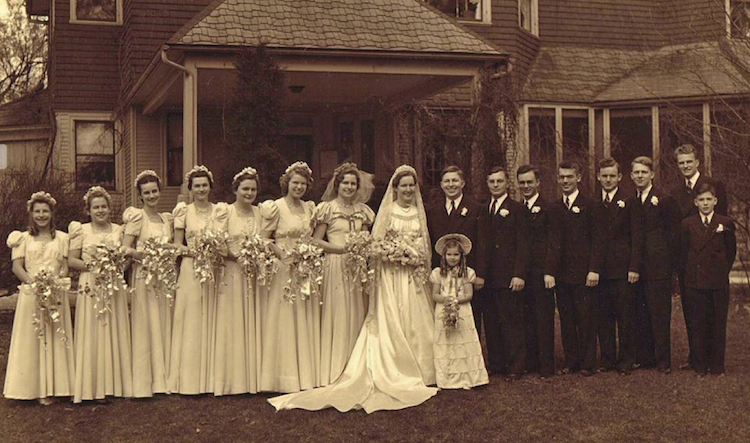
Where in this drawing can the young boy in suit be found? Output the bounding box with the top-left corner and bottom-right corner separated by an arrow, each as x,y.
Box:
680,183 -> 736,376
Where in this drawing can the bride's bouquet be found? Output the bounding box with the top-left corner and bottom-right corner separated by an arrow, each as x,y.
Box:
344,231 -> 374,286
138,237 -> 180,303
370,229 -> 428,284
284,237 -> 324,303
191,229 -> 228,285
84,242 -> 130,318
26,268 -> 71,345
237,234 -> 277,287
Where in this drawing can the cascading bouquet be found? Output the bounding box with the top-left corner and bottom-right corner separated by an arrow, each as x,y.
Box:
190,229 -> 228,285
284,236 -> 324,303
343,231 -> 374,286
84,242 -> 130,318
138,237 -> 180,303
440,271 -> 463,330
237,234 -> 277,287
26,268 -> 71,345
370,229 -> 429,284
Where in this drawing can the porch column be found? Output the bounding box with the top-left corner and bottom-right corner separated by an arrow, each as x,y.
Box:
181,60 -> 198,199
702,102 -> 712,175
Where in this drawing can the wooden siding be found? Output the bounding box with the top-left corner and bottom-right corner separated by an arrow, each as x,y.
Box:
660,0 -> 726,44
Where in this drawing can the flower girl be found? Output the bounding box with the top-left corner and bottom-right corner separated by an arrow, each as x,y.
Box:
430,234 -> 488,390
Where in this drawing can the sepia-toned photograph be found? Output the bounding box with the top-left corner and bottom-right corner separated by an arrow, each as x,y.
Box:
1,0 -> 749,441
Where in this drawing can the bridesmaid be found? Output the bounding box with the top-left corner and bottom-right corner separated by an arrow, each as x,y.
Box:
214,166 -> 263,395
314,163 -> 374,386
4,192 -> 74,404
69,186 -> 133,403
169,165 -> 228,395
122,170 -> 174,398
259,161 -> 320,393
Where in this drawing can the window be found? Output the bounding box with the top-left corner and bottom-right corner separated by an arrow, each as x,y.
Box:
75,120 -> 115,190
71,0 -> 122,25
519,0 -> 539,36
729,0 -> 750,38
166,113 -> 183,187
425,1 -> 491,23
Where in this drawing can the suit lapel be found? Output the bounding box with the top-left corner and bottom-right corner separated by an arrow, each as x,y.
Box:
696,216 -> 718,251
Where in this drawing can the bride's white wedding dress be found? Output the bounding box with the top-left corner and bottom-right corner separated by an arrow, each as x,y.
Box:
269,166 -> 437,413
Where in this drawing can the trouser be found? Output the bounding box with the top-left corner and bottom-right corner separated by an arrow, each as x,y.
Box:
473,288 -> 503,373
524,276 -> 555,376
684,287 -> 729,374
494,288 -> 527,376
597,278 -> 637,370
556,283 -> 598,372
635,278 -> 672,369
678,272 -> 696,367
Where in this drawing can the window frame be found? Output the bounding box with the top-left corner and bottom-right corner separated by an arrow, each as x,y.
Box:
518,0 -> 539,37
71,114 -> 119,191
426,1 -> 492,25
70,0 -> 123,26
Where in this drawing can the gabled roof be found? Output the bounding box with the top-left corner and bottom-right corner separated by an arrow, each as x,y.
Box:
169,0 -> 504,56
0,89 -> 50,128
523,41 -> 750,105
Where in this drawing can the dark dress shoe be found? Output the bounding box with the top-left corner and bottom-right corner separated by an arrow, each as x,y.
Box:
579,369 -> 594,377
659,367 -> 672,374
678,362 -> 693,371
557,367 -> 578,375
505,374 -> 521,382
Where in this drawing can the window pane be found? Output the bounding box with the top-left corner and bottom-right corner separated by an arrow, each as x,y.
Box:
76,0 -> 117,22
610,110 -> 652,173
76,121 -> 114,155
528,109 -> 557,198
731,1 -> 750,38
562,110 -> 590,191
77,155 -> 115,189
166,113 -> 183,187
659,107 -> 703,189
426,1 -> 482,21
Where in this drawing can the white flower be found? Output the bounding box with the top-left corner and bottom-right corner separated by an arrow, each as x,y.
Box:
461,207 -> 468,216
499,209 -> 510,217
617,200 -> 626,208
651,196 -> 659,206
716,224 -> 725,233
571,206 -> 581,213
531,206 -> 541,214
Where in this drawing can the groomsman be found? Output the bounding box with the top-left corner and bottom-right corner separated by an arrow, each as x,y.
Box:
592,158 -> 644,374
476,166 -> 531,379
631,156 -> 681,373
516,164 -> 556,378
680,183 -> 736,376
545,161 -> 601,376
669,144 -> 728,370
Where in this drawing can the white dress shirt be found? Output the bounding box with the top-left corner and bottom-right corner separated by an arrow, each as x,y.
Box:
446,194 -> 463,215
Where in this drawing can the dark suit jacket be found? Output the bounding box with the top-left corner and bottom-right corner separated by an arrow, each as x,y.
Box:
545,192 -> 602,285
476,196 -> 531,289
426,195 -> 480,268
635,186 -> 681,281
680,214 -> 736,290
671,173 -> 728,219
524,196 -> 550,279
591,189 -> 644,280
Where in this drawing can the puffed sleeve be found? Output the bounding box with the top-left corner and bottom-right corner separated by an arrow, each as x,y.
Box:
212,202 -> 229,231
68,221 -> 83,251
172,202 -> 188,230
259,200 -> 279,232
429,267 -> 442,285
6,230 -> 26,260
122,206 -> 143,237
359,204 -> 375,226
314,201 -> 333,225
56,231 -> 70,259
464,267 -> 477,284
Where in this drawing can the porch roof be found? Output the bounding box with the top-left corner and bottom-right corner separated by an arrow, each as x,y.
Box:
0,89 -> 50,128
168,0 -> 504,57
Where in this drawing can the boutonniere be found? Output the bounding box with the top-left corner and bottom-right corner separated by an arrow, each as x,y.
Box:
460,207 -> 468,217
716,224 -> 725,233
650,196 -> 659,206
617,200 -> 626,208
531,206 -> 541,214
571,206 -> 581,213
499,209 -> 510,217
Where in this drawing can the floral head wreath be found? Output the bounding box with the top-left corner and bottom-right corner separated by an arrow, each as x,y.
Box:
333,162 -> 358,179
184,165 -> 214,184
133,169 -> 161,189
83,186 -> 111,207
285,161 -> 313,182
232,166 -> 259,186
26,191 -> 57,212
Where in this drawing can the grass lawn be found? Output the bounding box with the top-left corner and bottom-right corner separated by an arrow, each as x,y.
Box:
1,294 -> 749,443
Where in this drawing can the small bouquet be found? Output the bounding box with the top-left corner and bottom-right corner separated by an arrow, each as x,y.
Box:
441,296 -> 460,330
138,237 -> 180,303
284,237 -> 324,303
344,231 -> 374,285
84,242 -> 130,318
237,234 -> 277,287
370,229 -> 428,284
26,268 -> 71,345
191,229 -> 228,285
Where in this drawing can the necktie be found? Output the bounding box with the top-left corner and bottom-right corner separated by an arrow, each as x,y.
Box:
450,200 -> 456,215
564,195 -> 570,209
686,179 -> 693,191
604,193 -> 611,207
490,199 -> 497,215
637,191 -> 643,204
703,216 -> 709,228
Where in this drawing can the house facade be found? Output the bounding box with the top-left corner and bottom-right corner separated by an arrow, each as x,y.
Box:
2,0 -> 748,209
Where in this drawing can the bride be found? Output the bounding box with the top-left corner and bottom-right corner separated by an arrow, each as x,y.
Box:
269,165 -> 437,413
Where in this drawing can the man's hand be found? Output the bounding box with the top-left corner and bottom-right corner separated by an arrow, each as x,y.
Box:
627,271 -> 640,284
544,274 -> 556,289
509,277 -> 525,292
474,277 -> 485,290
586,272 -> 600,287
